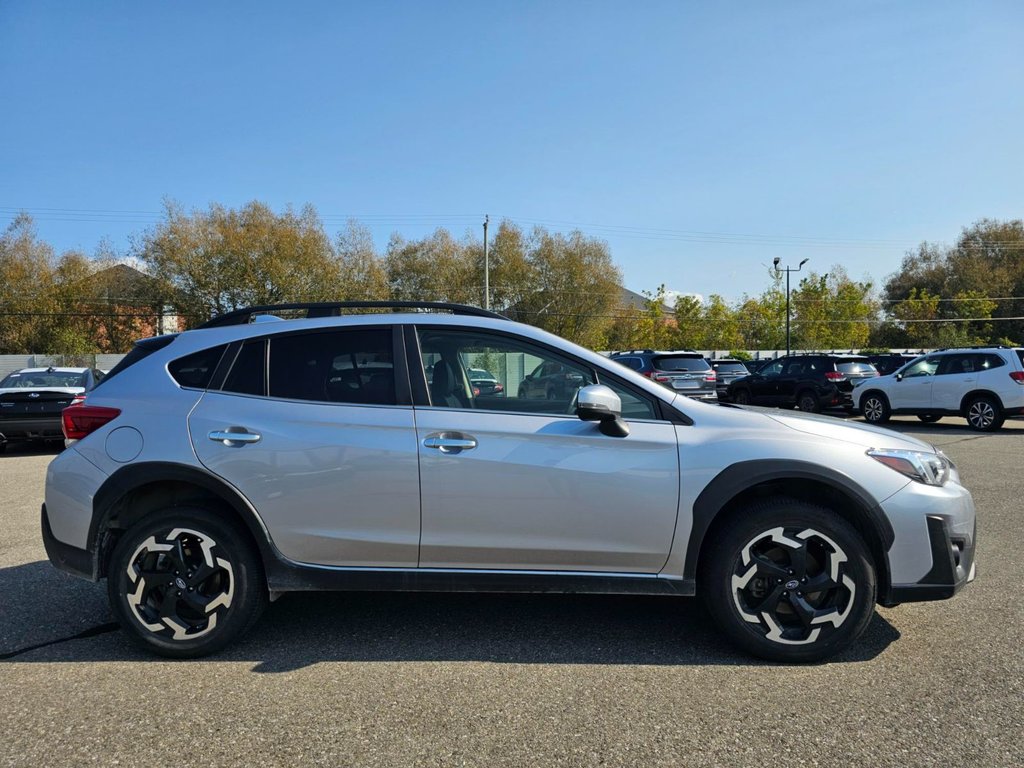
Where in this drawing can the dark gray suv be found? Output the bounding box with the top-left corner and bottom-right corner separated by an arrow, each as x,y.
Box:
609,350 -> 717,400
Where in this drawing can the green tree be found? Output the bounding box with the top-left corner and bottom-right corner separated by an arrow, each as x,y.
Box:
0,213 -> 57,353
335,220 -> 389,301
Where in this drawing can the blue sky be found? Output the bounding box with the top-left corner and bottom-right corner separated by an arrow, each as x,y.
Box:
2,0 -> 1022,301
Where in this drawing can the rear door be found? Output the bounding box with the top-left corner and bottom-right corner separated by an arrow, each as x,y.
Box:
188,326 -> 421,568
931,353 -> 980,412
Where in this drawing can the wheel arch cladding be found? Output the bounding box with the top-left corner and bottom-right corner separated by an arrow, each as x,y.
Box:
687,460 -> 894,592
90,462 -> 275,579
959,389 -> 1003,412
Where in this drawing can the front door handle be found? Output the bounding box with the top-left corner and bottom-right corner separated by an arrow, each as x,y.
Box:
209,429 -> 262,445
423,432 -> 477,454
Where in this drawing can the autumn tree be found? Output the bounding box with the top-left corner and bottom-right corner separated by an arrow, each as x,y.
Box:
135,200 -> 341,325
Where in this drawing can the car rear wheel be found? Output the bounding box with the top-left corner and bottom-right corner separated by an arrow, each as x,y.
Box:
861,392 -> 890,424
700,498 -> 876,662
964,395 -> 1004,432
917,414 -> 942,423
107,507 -> 266,658
797,390 -> 821,413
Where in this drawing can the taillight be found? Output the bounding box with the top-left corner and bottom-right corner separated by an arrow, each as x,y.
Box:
824,372 -> 846,381
653,374 -> 670,383
70,394 -> 86,406
1011,371 -> 1024,384
472,387 -> 481,396
705,372 -> 717,381
62,404 -> 121,440
494,384 -> 503,393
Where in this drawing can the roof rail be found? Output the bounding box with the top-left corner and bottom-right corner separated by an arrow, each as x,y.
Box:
197,301 -> 507,329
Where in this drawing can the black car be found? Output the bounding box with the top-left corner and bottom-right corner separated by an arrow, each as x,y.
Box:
518,360 -> 588,400
725,354 -> 879,413
609,350 -> 717,400
0,366 -> 104,451
706,358 -> 750,399
867,353 -> 921,376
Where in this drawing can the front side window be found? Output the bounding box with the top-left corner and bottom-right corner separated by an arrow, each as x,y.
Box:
269,329 -> 395,405
901,356 -> 939,378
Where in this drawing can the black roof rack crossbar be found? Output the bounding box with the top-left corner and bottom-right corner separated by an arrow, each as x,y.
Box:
197,301 -> 506,329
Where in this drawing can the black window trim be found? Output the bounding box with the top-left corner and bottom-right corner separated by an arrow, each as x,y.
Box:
406,323 -> 688,424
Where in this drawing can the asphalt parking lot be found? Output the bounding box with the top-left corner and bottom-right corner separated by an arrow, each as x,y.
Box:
1,416 -> 1022,767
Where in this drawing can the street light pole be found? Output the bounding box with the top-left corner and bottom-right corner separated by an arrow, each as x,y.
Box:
483,214 -> 490,310
773,257 -> 809,355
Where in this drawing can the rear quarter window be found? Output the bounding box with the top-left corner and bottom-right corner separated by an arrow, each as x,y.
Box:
169,345 -> 229,389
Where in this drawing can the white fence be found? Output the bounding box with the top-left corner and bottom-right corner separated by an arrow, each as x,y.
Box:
0,354 -> 128,380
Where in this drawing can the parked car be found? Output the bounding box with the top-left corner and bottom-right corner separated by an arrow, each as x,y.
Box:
42,301 -> 975,663
518,360 -> 587,400
0,366 -> 104,451
857,346 -> 1024,431
609,350 -> 717,400
725,354 -> 879,412
706,358 -> 750,399
867,353 -> 920,376
467,367 -> 504,397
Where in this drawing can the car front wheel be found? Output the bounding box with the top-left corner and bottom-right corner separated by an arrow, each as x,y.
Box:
107,507 -> 266,658
701,499 -> 876,662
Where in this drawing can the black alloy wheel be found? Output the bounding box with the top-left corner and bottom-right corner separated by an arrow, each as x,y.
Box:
797,390 -> 821,413
108,507 -> 266,658
701,499 -> 876,662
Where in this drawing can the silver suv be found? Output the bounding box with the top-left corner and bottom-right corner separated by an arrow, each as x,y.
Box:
42,302 -> 976,662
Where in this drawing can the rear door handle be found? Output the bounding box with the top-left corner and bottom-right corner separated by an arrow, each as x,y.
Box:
422,432 -> 477,454
208,429 -> 262,445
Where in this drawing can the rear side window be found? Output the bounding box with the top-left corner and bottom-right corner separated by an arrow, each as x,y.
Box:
615,356 -> 644,371
652,355 -> 710,372
269,329 -> 395,405
222,340 -> 267,396
1017,350 -> 1024,367
169,345 -> 228,389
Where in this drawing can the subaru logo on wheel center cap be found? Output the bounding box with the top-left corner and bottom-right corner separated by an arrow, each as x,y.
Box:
174,577 -> 187,590
785,579 -> 799,590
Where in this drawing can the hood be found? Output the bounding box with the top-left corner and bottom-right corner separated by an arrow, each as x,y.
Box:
762,408 -> 936,452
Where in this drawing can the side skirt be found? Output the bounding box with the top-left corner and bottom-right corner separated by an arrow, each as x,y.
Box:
265,560 -> 695,599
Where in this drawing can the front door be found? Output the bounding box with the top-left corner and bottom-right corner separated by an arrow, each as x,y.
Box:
412,326 -> 680,573
891,355 -> 940,409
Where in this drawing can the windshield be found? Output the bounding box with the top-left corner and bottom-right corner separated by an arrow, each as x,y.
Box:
653,355 -> 711,372
0,371 -> 87,389
712,362 -> 748,373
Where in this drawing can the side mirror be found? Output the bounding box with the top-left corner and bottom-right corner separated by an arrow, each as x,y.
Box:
576,384 -> 629,437
895,373 -> 903,382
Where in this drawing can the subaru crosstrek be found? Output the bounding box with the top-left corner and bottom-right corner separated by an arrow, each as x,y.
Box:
42,301 -> 976,662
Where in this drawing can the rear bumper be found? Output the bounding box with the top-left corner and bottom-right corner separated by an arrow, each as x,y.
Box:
0,416 -> 63,441
882,514 -> 976,605
41,503 -> 96,581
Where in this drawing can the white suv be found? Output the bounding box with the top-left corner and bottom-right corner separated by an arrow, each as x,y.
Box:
858,347 -> 1024,431
42,301 -> 977,662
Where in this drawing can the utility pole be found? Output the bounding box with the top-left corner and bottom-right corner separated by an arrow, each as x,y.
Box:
483,214 -> 490,310
773,257 -> 809,355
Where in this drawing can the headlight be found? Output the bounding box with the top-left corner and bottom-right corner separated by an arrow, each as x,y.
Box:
867,448 -> 951,486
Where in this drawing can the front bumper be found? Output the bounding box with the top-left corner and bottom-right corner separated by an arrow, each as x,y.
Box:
882,514 -> 977,605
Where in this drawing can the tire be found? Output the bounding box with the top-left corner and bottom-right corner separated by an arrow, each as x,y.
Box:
917,414 -> 942,424
797,390 -> 821,414
733,389 -> 751,406
700,498 -> 877,663
860,392 -> 891,424
107,507 -> 267,658
964,395 -> 1004,432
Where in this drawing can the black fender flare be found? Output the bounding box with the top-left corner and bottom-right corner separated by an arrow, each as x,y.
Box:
683,459 -> 895,581
89,461 -> 280,576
